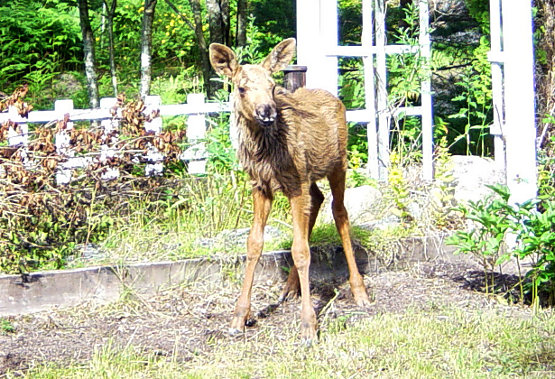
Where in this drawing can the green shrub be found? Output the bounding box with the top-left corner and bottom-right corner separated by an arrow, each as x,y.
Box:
447,184 -> 555,306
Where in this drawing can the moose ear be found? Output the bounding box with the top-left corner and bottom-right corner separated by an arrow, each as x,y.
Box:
209,43 -> 239,78
261,38 -> 296,74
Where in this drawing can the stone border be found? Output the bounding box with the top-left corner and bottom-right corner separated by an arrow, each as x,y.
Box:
0,236 -> 464,317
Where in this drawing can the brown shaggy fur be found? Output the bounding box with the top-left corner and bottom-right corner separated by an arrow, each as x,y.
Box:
235,87 -> 347,199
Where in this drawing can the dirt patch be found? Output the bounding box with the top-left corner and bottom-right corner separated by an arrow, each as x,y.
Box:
0,259 -> 529,376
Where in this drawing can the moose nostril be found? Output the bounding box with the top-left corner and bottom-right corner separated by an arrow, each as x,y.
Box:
256,104 -> 276,121
255,106 -> 275,125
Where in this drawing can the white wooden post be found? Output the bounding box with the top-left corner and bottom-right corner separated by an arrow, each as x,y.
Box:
181,93 -> 208,174
144,95 -> 164,176
501,0 -> 537,204
297,0 -> 338,94
7,106 -> 30,168
362,0 -> 379,179
375,0 -> 389,181
320,1 -> 339,96
54,99 -> 74,184
7,107 -> 28,147
100,97 -> 120,180
488,0 -> 506,170
419,0 -> 433,181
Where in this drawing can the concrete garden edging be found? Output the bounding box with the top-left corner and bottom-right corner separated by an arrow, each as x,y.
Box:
0,236 -> 465,317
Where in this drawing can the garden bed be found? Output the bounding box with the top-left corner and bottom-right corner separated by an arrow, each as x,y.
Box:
3,237 -> 551,377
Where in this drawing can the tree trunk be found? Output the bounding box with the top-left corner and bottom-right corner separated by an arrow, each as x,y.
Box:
77,0 -> 99,108
189,0 -> 213,97
205,0 -> 230,95
221,0 -> 230,46
236,0 -> 247,47
140,0 -> 158,99
103,0 -> 118,97
206,0 -> 230,45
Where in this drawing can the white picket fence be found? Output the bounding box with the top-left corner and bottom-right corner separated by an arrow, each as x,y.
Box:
0,94 -> 230,184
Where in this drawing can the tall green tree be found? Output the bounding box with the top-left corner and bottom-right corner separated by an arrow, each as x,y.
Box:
188,0 -> 212,96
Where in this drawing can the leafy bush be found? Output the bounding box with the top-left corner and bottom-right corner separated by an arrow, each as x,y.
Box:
447,184 -> 555,306
448,36 -> 493,156
0,0 -> 82,104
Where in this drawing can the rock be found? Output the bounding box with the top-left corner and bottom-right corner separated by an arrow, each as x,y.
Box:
319,185 -> 383,225
75,243 -> 107,261
196,226 -> 287,249
449,155 -> 505,204
358,214 -> 401,231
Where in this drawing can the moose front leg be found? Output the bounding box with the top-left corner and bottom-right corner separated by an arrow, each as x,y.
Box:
289,193 -> 318,344
230,189 -> 272,334
279,183 -> 324,303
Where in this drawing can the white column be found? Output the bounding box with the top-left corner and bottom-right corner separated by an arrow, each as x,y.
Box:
362,0 -> 379,179
375,0 -> 389,181
488,0 -> 506,170
7,106 -> 28,147
144,95 -> 164,176
297,0 -> 338,94
54,99 -> 75,184
99,97 -> 120,180
419,0 -> 433,181
501,0 -> 537,204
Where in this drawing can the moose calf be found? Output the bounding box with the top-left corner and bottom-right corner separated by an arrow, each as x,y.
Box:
209,38 -> 370,344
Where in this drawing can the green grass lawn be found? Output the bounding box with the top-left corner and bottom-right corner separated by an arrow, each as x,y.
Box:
20,305 -> 555,378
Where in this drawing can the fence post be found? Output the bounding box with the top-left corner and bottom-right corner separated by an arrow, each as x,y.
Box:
144,95 -> 164,176
501,0 -> 537,204
419,0 -> 433,181
54,99 -> 75,184
181,93 -> 207,174
7,105 -> 30,168
100,97 -> 120,180
283,66 -> 307,92
362,0 -> 379,180
488,0 -> 506,171
375,0 -> 390,182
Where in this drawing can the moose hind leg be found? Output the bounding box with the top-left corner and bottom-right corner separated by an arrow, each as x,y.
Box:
328,170 -> 371,307
279,183 -> 324,303
230,189 -> 272,334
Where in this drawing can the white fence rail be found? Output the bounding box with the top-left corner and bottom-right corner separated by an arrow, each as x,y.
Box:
1,92 -> 397,185
0,94 -> 230,184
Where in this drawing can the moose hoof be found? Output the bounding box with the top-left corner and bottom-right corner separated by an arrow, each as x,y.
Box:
278,288 -> 300,303
300,321 -> 318,346
354,292 -> 372,308
228,327 -> 243,336
229,316 -> 246,335
351,284 -> 372,308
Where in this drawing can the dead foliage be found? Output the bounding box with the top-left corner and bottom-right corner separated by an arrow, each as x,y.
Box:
0,88 -> 187,274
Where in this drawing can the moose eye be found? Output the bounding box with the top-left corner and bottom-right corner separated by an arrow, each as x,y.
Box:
238,87 -> 246,95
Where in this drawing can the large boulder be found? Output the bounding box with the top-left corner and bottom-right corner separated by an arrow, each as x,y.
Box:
318,185 -> 383,226
449,155 -> 505,204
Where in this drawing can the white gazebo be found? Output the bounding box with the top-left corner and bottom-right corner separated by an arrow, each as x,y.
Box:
296,0 -> 538,203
